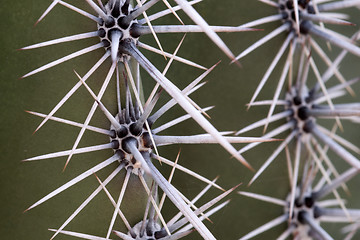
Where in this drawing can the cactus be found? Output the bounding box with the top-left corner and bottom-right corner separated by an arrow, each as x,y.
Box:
2,0 -> 360,239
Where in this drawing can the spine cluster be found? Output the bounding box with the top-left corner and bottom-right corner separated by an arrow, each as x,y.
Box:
21,0 -> 360,239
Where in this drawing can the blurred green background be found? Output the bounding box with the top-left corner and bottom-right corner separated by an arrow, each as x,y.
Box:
1,0 -> 360,239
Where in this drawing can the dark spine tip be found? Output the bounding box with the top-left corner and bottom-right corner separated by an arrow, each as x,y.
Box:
102,39 -> 110,48
109,129 -> 116,138
303,119 -> 314,133
308,88 -> 316,101
313,206 -> 322,219
146,227 -> 153,238
111,1 -> 121,18
297,210 -> 307,224
118,38 -> 135,56
307,5 -> 315,14
130,123 -> 142,136
305,196 -> 314,208
111,140 -> 120,149
134,106 -> 140,120
129,23 -> 142,38
300,20 -> 312,35
295,198 -> 303,208
298,0 -> 305,8
154,230 -> 168,239
115,149 -> 126,160
286,0 -> 294,9
117,127 -> 128,138
122,3 -> 129,15
311,191 -> 320,201
282,12 -> 289,20
130,111 -> 137,122
290,119 -> 298,130
108,28 -> 122,41
98,28 -> 106,38
305,97 -> 312,104
297,106 -> 309,120
293,96 -> 302,105
291,11 -> 296,21
125,113 -> 131,124
130,230 -> 137,239
122,137 -> 138,153
98,18 -> 104,26
142,132 -> 153,148
118,16 -> 130,29
289,109 -> 295,118
105,17 -> 115,28
146,118 -> 154,128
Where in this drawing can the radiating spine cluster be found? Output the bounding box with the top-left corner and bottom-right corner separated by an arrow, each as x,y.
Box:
20,0 -> 360,239
235,0 -> 360,239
